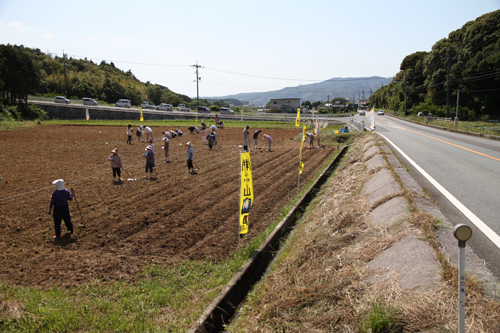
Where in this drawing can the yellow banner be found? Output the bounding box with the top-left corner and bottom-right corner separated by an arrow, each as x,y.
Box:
140,107 -> 144,122
239,152 -> 253,235
300,161 -> 304,174
295,108 -> 300,127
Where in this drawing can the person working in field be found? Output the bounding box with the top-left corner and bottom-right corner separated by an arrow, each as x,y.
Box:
144,126 -> 153,142
186,142 -> 194,174
253,130 -> 262,149
148,139 -> 155,154
263,134 -> 273,152
243,126 -> 250,151
306,133 -> 315,149
207,131 -> 216,150
143,145 -> 155,180
48,179 -> 74,239
126,124 -> 133,144
188,126 -> 200,134
161,132 -> 170,163
136,125 -> 143,142
108,148 -> 123,182
175,129 -> 183,137
201,121 -> 207,144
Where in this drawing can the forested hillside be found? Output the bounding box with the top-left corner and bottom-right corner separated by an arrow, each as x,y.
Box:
0,45 -> 191,107
370,10 -> 500,120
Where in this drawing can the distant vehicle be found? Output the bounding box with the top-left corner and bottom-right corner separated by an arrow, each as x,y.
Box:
177,104 -> 191,111
140,101 -> 155,109
427,113 -> 433,117
116,99 -> 131,108
359,111 -> 365,116
157,103 -> 173,111
54,96 -> 70,104
220,107 -> 234,115
417,112 -> 423,116
197,106 -> 211,113
378,110 -> 385,116
83,97 -> 98,106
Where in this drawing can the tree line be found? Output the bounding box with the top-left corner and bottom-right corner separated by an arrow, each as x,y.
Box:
370,10 -> 500,121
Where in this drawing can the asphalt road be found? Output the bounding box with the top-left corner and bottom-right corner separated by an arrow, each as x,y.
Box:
355,114 -> 500,277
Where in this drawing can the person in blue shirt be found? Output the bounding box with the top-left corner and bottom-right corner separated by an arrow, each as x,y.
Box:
48,179 -> 74,239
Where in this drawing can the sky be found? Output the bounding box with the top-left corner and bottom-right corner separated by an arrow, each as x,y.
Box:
1,0 -> 499,98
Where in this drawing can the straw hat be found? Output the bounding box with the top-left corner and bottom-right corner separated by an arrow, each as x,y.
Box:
145,145 -> 152,150
185,142 -> 192,146
111,148 -> 118,153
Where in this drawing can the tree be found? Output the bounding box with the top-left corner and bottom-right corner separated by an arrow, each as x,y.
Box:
0,44 -> 40,105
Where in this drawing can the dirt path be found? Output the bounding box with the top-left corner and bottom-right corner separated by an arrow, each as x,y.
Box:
0,125 -> 335,287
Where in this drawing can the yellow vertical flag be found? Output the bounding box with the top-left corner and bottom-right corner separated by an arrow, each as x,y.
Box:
140,107 -> 144,122
302,125 -> 306,143
295,108 -> 301,127
85,108 -> 90,121
239,152 -> 253,235
300,161 -> 304,174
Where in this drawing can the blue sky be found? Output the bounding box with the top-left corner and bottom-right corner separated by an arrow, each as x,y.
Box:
1,0 -> 499,98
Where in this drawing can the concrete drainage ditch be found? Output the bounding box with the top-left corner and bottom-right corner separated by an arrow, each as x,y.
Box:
188,145 -> 349,333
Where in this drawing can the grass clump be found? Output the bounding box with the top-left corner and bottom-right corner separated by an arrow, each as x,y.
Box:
360,300 -> 401,333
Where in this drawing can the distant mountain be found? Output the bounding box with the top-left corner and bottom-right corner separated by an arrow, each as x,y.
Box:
206,76 -> 393,106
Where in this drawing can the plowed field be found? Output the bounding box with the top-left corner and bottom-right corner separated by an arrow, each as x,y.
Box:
0,125 -> 336,288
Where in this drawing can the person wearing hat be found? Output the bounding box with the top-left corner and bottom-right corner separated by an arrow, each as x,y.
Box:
187,126 -> 200,134
263,134 -> 273,152
207,129 -> 217,150
148,139 -> 155,154
108,148 -> 123,182
243,126 -> 250,151
136,125 -> 144,142
253,130 -> 262,149
126,124 -> 133,144
161,131 -> 170,163
306,132 -> 315,149
143,145 -> 155,179
48,179 -> 74,239
186,142 -> 194,173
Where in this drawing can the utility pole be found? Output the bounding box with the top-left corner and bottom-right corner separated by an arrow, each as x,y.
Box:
446,47 -> 451,118
63,50 -> 67,98
191,61 -> 202,108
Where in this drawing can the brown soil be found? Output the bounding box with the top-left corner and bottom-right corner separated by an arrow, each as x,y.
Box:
0,125 -> 335,288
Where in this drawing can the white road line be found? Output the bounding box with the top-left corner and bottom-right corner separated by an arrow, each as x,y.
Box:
379,132 -> 500,249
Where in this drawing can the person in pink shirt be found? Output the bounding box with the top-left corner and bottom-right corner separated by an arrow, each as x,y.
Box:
263,134 -> 273,152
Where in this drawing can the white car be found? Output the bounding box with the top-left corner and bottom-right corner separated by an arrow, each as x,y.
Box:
54,96 -> 70,104
157,103 -> 173,111
83,97 -> 98,106
220,107 -> 234,115
378,110 -> 385,115
116,99 -> 131,108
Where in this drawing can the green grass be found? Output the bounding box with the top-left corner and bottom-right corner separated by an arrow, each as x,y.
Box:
404,115 -> 500,136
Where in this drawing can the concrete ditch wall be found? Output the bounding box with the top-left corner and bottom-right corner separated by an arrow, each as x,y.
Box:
188,146 -> 347,333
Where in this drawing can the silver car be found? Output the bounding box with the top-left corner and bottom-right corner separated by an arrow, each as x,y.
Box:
220,107 -> 235,115
54,96 -> 70,104
83,97 -> 98,106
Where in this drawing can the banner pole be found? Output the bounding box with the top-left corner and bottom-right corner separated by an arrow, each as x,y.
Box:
238,151 -> 241,253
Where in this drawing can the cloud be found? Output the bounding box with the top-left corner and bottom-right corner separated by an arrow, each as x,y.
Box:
42,33 -> 55,39
7,21 -> 27,31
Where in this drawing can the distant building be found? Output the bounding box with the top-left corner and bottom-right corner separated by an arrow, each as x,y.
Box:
268,98 -> 301,113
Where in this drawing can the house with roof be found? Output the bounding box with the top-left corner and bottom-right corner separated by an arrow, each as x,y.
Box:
268,98 -> 301,113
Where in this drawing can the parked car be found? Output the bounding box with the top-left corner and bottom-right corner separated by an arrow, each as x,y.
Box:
417,112 -> 423,116
177,104 -> 191,111
220,107 -> 234,115
83,97 -> 98,106
378,110 -> 385,115
116,99 -> 131,108
359,111 -> 365,116
197,106 -> 211,113
140,101 -> 155,109
54,96 -> 70,104
157,103 -> 173,111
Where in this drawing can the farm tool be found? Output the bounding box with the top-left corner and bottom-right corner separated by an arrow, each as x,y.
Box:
121,168 -> 137,181
193,161 -> 200,171
71,187 -> 86,228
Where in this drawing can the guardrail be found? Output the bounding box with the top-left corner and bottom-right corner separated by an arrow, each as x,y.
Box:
351,119 -> 365,132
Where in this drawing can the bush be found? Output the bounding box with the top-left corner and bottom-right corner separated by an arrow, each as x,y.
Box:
0,104 -> 21,121
0,103 -> 47,121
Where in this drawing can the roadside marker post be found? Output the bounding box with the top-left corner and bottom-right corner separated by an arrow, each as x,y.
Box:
453,224 -> 472,333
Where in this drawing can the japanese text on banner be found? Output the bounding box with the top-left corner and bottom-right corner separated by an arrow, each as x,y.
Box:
239,152 -> 254,235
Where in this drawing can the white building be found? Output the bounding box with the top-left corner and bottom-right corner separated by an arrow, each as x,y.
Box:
268,98 -> 301,113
